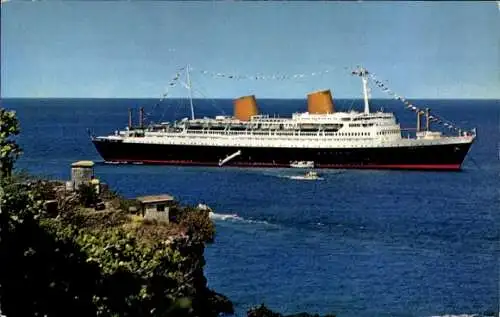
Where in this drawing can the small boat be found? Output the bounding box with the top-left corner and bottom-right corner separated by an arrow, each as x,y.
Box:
289,171 -> 323,180
290,161 -> 314,168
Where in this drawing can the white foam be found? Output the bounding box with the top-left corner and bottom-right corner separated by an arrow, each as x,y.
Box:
209,212 -> 244,222
209,212 -> 270,225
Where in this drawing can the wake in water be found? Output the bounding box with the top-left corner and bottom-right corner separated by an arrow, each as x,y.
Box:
249,169 -> 344,180
208,212 -> 243,221
209,212 -> 271,226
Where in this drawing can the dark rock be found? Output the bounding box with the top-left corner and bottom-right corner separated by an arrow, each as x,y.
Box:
248,304 -> 281,317
205,290 -> 234,315
247,304 -> 336,317
94,202 -> 105,211
43,200 -> 58,216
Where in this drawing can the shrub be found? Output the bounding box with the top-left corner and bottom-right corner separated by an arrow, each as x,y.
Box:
177,206 -> 215,243
77,183 -> 98,208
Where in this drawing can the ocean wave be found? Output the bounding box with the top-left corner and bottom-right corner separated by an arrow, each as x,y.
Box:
209,212 -> 271,225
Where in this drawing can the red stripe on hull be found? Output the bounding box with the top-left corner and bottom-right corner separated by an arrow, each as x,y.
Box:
104,159 -> 461,171
317,164 -> 461,170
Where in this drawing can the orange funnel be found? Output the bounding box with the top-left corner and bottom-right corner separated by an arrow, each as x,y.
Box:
307,90 -> 334,114
233,95 -> 259,121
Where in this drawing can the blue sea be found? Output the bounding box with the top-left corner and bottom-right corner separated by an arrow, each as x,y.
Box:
4,98 -> 499,317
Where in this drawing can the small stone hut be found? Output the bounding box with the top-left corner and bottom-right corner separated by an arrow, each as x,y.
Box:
71,160 -> 95,190
136,194 -> 176,223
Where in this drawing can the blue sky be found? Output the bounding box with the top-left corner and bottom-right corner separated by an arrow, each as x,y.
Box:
1,1 -> 499,99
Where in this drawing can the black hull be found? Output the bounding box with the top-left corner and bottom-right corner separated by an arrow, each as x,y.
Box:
92,139 -> 473,171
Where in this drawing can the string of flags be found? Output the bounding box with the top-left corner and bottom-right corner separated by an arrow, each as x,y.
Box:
367,72 -> 467,134
196,66 -> 348,81
143,66 -> 186,122
141,64 -> 471,135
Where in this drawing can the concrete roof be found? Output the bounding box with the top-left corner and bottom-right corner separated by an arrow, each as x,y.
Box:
136,194 -> 175,204
71,160 -> 95,168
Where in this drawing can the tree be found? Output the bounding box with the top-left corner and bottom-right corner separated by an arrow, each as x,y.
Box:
0,108 -> 22,179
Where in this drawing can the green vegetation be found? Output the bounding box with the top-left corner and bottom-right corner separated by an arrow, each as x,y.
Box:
173,205 -> 216,243
0,109 -> 232,317
0,108 -> 22,178
76,182 -> 99,207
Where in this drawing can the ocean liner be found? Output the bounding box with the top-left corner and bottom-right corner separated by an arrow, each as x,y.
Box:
91,66 -> 476,170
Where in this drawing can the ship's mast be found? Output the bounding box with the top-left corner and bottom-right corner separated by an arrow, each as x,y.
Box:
352,67 -> 370,114
361,70 -> 370,114
186,64 -> 195,120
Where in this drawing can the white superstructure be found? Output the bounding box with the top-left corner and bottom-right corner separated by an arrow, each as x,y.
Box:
96,108 -> 474,149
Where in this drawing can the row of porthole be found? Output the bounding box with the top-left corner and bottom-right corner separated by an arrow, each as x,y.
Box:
139,136 -> 374,143
334,132 -> 370,136
147,133 -> 375,138
131,141 -> 442,149
133,140 -> 386,147
377,130 -> 399,135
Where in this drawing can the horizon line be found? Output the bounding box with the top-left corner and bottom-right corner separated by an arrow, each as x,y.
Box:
2,97 -> 499,101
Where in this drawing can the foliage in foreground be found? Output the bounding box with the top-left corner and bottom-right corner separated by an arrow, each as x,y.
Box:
0,176 -> 232,317
0,107 -> 231,316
